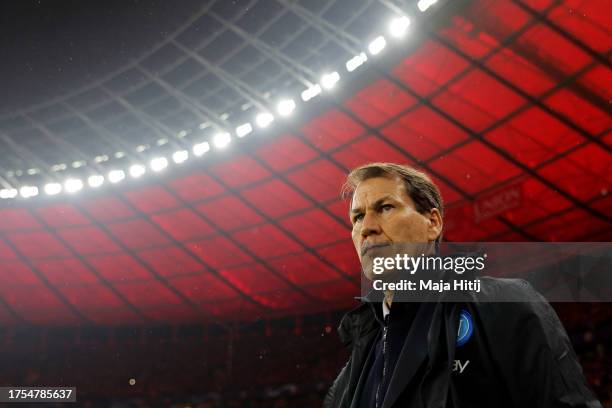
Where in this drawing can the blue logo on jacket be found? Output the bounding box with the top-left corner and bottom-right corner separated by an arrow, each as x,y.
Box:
456,310 -> 474,347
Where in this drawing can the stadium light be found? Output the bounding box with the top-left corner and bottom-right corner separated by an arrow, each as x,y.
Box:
213,132 -> 231,148
19,185 -> 38,198
417,0 -> 437,12
44,182 -> 62,195
277,99 -> 296,116
321,72 -> 340,89
193,141 -> 210,156
108,170 -> 125,183
129,164 -> 146,178
301,84 -> 322,101
0,188 -> 18,199
172,150 -> 189,164
150,157 -> 168,172
255,112 -> 274,128
389,16 -> 411,37
346,53 -> 368,72
88,175 -> 104,188
64,178 -> 84,193
368,36 -> 387,55
236,123 -> 253,138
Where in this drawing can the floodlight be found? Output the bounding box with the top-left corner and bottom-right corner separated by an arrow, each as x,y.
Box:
255,112 -> 274,128
321,72 -> 340,89
129,164 -> 146,178
150,157 -> 168,172
108,170 -> 125,183
193,142 -> 210,156
44,183 -> 62,195
213,132 -> 231,148
236,123 -> 253,138
368,36 -> 387,55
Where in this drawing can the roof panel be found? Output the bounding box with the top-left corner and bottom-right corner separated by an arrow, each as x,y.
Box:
332,135 -> 413,169
516,23 -> 592,75
59,285 -> 142,325
195,195 -> 264,232
255,134 -> 319,172
526,209 -> 608,241
344,79 -> 417,127
485,48 -> 556,96
0,261 -> 42,285
325,199 -> 351,226
168,273 -> 238,302
485,107 -> 584,167
381,106 -> 469,162
442,69 -> 526,126
113,280 -> 187,310
286,159 -> 346,202
305,278 -> 358,302
546,89 -> 612,135
315,240 -> 360,277
35,204 -> 90,227
32,258 -> 99,286
391,40 -> 470,96
279,209 -> 346,248
240,179 -> 311,218
545,89 -> 612,135
267,252 -> 341,286
0,286 -> 81,325
232,224 -> 302,259
219,263 -> 291,294
138,245 -> 202,278
5,231 -> 72,259
186,236 -> 254,269
0,208 -> 42,232
209,155 -> 272,189
81,196 -> 137,223
301,109 -> 364,151
0,240 -> 18,261
502,179 -> 573,225
429,141 -> 523,195
578,65 -> 612,101
87,253 -> 152,282
108,219 -> 171,250
57,226 -> 122,256
168,171 -> 226,203
538,144 -> 611,201
439,16 -> 496,59
470,0 -> 531,34
124,185 -> 181,214
547,1 -> 612,53
150,208 -> 216,241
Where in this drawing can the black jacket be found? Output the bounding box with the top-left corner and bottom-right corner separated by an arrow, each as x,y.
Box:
323,278 -> 601,408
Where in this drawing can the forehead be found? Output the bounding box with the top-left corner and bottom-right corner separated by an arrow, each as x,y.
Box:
350,176 -> 408,207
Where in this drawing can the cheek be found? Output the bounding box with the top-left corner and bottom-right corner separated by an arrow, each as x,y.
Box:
386,213 -> 429,241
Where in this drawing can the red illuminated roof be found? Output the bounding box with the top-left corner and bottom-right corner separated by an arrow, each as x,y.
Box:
0,0 -> 610,327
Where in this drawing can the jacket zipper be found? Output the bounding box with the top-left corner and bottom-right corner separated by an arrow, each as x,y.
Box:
376,317 -> 390,408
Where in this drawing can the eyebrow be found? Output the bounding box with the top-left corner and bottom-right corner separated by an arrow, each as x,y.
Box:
350,195 -> 395,215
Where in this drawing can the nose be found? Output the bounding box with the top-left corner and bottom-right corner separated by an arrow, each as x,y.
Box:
360,211 -> 381,238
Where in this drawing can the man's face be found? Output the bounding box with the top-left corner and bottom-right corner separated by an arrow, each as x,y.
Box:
350,176 -> 442,279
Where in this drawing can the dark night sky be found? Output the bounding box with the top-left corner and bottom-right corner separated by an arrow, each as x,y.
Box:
0,0 -> 204,115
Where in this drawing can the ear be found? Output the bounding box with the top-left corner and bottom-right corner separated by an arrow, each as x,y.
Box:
426,208 -> 443,242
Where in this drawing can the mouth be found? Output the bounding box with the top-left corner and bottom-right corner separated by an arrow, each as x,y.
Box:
361,242 -> 390,257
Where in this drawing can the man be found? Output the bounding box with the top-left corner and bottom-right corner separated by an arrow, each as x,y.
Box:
323,162 -> 600,408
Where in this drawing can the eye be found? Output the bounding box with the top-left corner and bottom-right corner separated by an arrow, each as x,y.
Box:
381,204 -> 394,212
352,213 -> 364,224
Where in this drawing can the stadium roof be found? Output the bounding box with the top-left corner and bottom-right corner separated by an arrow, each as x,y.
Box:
0,0 -> 610,327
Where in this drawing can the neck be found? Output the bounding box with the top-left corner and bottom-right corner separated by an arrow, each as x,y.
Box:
384,290 -> 394,308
